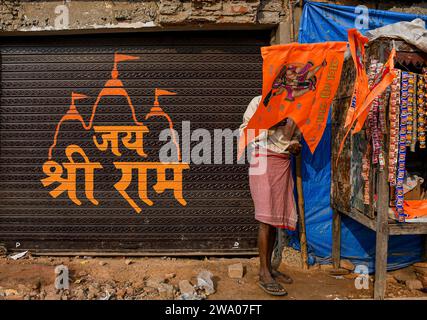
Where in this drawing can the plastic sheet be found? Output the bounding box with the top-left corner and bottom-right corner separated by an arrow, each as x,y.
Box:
293,1 -> 426,272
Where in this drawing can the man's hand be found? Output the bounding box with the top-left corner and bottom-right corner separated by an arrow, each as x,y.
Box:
288,143 -> 302,155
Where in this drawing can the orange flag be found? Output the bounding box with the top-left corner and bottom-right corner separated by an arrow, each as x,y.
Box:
115,53 -> 139,62
238,42 -> 347,158
352,48 -> 396,134
71,92 -> 88,101
155,88 -> 177,97
343,29 -> 369,129
336,30 -> 396,165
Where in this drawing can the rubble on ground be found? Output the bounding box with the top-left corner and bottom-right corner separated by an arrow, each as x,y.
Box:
228,263 -> 244,279
0,253 -> 426,300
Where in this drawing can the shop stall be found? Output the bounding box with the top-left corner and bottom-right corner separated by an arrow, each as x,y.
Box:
331,37 -> 427,299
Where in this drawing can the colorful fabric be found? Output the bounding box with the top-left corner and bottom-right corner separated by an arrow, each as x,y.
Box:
343,29 -> 369,129
401,200 -> 427,219
239,96 -> 301,154
249,149 -> 297,230
238,41 -> 347,158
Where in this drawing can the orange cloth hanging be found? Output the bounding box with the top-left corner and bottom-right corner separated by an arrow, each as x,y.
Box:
343,29 -> 369,129
402,200 -> 427,219
336,30 -> 396,165
238,41 -> 347,158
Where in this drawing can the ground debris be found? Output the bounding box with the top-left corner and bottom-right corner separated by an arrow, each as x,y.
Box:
228,263 -> 244,279
197,270 -> 215,295
8,251 -> 28,260
1,255 -> 426,300
178,280 -> 195,295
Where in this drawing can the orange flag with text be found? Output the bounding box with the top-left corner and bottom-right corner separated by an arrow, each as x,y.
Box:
238,41 -> 347,158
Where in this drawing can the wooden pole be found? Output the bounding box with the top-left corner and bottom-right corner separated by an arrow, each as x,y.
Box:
296,154 -> 309,270
374,169 -> 390,300
332,209 -> 342,269
289,0 -> 295,43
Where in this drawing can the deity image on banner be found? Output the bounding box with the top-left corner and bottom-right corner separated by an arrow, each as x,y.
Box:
263,60 -> 327,105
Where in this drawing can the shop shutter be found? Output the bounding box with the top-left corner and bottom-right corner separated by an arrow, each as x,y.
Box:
0,30 -> 269,254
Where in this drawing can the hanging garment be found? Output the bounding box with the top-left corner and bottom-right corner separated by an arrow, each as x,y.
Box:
249,149 -> 298,230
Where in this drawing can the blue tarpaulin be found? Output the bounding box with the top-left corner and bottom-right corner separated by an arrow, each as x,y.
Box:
295,1 -> 426,272
299,1 -> 427,43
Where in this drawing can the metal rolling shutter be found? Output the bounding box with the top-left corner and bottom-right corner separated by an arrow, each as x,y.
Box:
0,30 -> 269,254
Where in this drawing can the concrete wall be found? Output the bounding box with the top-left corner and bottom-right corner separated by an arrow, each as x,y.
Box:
0,1 -> 426,39
0,0 -> 288,33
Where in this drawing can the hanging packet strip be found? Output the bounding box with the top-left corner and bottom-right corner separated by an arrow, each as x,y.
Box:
406,73 -> 417,150
362,61 -> 388,203
238,41 -> 347,158
388,69 -> 401,185
378,87 -> 389,170
369,61 -> 383,168
417,74 -> 426,148
351,49 -> 396,134
396,72 -> 410,223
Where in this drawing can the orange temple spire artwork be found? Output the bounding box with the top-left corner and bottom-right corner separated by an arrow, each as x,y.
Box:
48,92 -> 89,159
42,52 -> 190,213
145,88 -> 181,161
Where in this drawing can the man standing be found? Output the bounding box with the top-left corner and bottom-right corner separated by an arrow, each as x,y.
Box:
240,95 -> 302,296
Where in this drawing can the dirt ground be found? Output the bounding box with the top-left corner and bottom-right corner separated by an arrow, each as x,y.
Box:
0,248 -> 426,300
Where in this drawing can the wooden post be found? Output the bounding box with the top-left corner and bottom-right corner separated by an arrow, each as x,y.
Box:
332,209 -> 341,269
374,169 -> 390,300
296,154 -> 309,270
288,0 -> 295,43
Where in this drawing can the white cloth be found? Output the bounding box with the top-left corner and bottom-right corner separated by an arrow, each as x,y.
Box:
239,96 -> 301,154
365,18 -> 427,52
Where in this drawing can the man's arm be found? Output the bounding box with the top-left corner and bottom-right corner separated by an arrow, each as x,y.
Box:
288,123 -> 302,155
239,96 -> 268,143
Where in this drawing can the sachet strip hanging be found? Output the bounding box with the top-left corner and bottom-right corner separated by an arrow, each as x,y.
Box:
411,74 -> 417,152
388,69 -> 401,185
369,62 -> 379,166
378,86 -> 389,170
396,71 -> 410,223
369,61 -> 385,169
406,72 -> 416,151
362,144 -> 371,205
362,63 -> 375,204
362,61 -> 387,203
418,72 -> 427,148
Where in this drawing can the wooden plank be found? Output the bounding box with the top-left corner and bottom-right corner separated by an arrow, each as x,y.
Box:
331,54 -> 355,213
389,223 -> 427,235
374,168 -> 390,300
296,154 -> 309,270
374,225 -> 389,300
341,209 -> 376,231
332,209 -> 341,269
